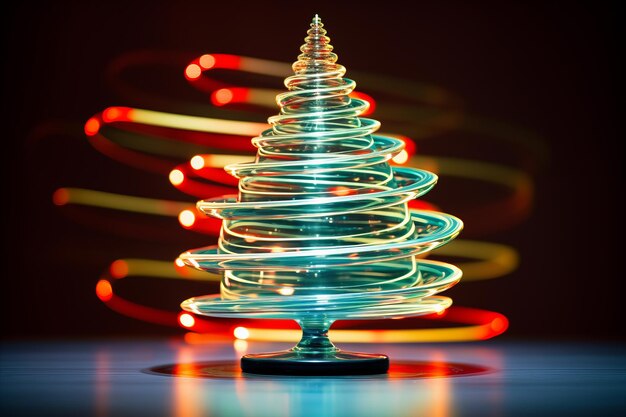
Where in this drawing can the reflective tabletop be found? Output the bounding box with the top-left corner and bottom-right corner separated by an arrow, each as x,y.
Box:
1,339 -> 625,416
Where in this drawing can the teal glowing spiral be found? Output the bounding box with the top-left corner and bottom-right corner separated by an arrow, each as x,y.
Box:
180,15 -> 463,374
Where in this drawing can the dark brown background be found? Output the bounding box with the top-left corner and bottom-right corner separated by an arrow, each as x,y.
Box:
1,1 -> 622,339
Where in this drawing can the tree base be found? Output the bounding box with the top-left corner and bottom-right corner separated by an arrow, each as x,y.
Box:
241,350 -> 389,375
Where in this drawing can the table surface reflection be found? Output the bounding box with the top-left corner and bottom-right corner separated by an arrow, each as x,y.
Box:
1,339 -> 625,416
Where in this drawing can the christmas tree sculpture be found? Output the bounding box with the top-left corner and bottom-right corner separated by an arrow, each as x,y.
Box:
180,15 -> 463,375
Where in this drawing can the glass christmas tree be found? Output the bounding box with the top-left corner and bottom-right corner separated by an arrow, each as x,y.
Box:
180,15 -> 463,375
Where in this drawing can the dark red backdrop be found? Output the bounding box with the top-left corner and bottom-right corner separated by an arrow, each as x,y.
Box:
1,2 -> 622,339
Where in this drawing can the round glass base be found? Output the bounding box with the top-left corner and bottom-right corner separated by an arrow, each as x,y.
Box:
241,350 -> 389,375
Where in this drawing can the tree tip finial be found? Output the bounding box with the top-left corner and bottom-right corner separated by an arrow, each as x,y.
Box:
312,14 -> 321,25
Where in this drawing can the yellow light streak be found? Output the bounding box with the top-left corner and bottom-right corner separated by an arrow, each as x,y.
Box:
413,156 -> 532,191
54,188 -> 189,216
247,89 -> 282,106
435,240 -> 519,281
239,57 -> 291,77
233,326 -> 250,340
129,108 -> 267,137
113,258 -> 216,281
215,325 -> 495,344
193,154 -> 253,168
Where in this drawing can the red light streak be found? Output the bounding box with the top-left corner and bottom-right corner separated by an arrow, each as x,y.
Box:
99,113 -> 257,151
329,186 -> 353,196
109,260 -> 129,279
178,210 -> 196,227
350,91 -> 376,116
183,54 -> 243,94
433,306 -> 509,340
185,64 -> 202,80
102,107 -> 119,122
169,163 -> 237,198
52,188 -> 69,206
84,117 -> 100,136
204,54 -> 241,70
190,155 -> 205,170
491,317 -> 507,333
189,216 -> 222,235
102,106 -> 133,123
199,54 -> 215,69
233,326 -> 250,340
408,200 -> 438,211
392,150 -> 409,164
169,169 -> 185,186
198,167 -> 239,187
212,88 -> 234,106
84,106 -> 263,175
95,254 -> 508,341
173,210 -> 222,235
184,54 -> 242,88
179,306 -> 508,343
102,293 -> 178,327
402,137 -> 417,155
211,88 -> 250,106
179,313 -> 196,328
95,280 -> 113,302
87,131 -> 174,174
173,176 -> 235,199
393,135 -> 416,156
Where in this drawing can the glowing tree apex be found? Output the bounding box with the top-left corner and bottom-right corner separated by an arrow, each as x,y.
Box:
180,15 -> 463,375
294,15 -> 338,73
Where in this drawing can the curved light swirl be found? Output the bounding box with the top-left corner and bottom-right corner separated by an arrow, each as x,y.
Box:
180,16 -> 463,323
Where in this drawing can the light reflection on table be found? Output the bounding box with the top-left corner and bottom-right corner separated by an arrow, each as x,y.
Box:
1,339 -> 624,417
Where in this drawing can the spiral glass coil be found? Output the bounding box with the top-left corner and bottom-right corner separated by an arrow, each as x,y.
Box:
180,15 -> 463,374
